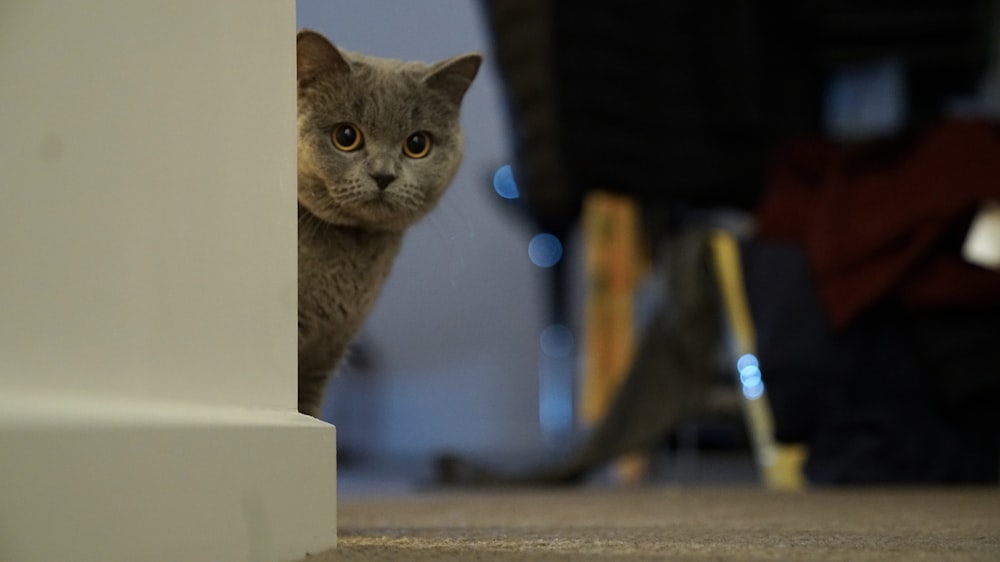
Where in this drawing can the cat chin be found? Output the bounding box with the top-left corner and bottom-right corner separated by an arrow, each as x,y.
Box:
300,199 -> 415,232
351,207 -> 419,232
342,192 -> 427,229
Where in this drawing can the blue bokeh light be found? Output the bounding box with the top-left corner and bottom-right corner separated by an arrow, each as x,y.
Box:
540,324 -> 574,358
739,365 -> 761,387
493,164 -> 520,199
528,233 -> 563,268
737,353 -> 758,372
737,353 -> 765,400
742,380 -> 765,400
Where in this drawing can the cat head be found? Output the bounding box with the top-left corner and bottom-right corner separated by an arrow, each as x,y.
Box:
296,30 -> 481,232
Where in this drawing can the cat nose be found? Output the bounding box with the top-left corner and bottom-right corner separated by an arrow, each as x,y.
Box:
370,173 -> 396,191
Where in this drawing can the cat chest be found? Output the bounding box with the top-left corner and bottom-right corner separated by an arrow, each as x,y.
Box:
299,231 -> 402,325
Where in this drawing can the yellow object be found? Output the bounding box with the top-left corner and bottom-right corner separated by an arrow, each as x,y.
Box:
709,229 -> 807,491
580,191 -> 651,485
580,191 -> 646,424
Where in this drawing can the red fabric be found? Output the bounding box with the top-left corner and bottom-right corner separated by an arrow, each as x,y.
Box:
756,119 -> 1000,330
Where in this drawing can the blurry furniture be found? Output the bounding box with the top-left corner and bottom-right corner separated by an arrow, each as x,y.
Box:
439,0 -> 996,486
747,120 -> 1000,484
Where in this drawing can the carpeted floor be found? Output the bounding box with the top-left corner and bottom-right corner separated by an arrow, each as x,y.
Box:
301,486 -> 1000,561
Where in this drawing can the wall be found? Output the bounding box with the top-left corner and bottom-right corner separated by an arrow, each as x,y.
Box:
0,1 -> 293,410
0,2 -> 337,560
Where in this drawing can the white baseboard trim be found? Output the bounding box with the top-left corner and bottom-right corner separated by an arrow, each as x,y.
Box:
0,394 -> 337,562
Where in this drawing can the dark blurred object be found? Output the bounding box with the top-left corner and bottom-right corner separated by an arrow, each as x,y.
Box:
757,119 -> 1000,329
484,0 -> 992,229
462,0 -> 997,486
749,117 -> 1000,484
742,240 -> 1000,483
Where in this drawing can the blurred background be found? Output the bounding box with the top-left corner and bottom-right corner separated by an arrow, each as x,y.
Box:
298,0 -> 1000,492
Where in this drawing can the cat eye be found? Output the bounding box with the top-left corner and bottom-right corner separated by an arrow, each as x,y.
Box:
332,123 -> 363,152
402,132 -> 431,159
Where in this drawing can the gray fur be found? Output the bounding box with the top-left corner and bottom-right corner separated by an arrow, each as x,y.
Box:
296,30 -> 481,416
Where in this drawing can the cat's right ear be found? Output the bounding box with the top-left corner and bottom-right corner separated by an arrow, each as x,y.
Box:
297,30 -> 351,87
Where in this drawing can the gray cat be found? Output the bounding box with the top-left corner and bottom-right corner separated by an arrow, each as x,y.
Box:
296,30 -> 481,417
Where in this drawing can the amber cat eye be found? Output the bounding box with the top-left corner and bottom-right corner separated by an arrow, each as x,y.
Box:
402,132 -> 431,159
332,123 -> 363,151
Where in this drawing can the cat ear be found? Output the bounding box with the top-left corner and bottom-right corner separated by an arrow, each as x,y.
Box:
297,29 -> 351,86
423,53 -> 482,105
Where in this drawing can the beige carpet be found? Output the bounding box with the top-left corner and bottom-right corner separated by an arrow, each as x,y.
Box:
301,486 -> 1000,561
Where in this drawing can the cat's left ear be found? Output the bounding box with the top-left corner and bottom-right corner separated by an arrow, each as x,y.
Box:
297,30 -> 351,87
424,53 -> 483,105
